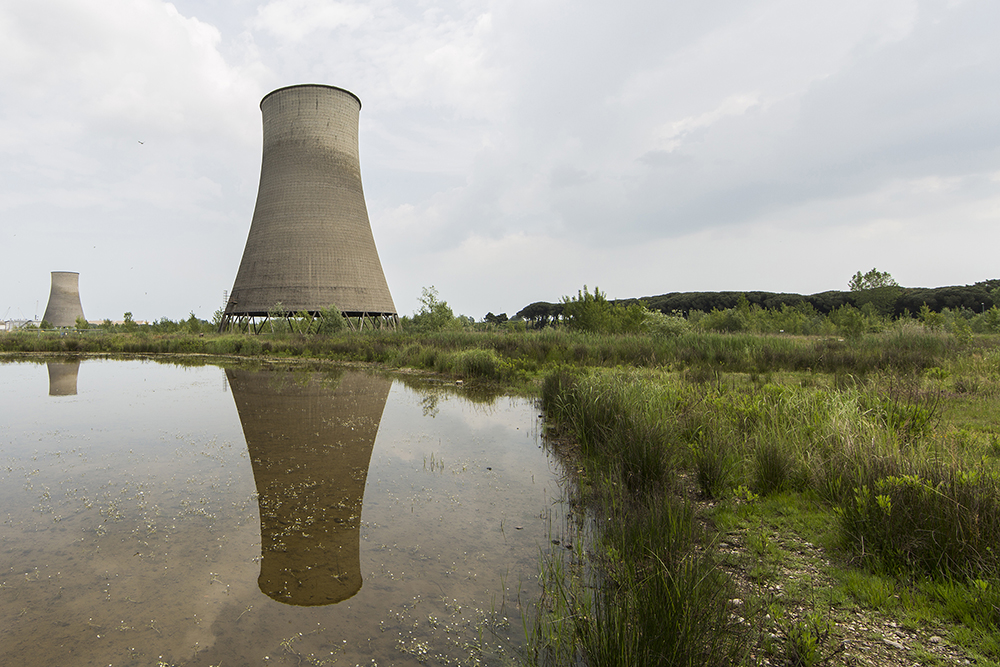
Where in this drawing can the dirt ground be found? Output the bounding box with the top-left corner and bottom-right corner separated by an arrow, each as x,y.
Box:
716,519 -> 978,666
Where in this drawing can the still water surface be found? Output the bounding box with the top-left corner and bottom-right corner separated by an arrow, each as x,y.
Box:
0,359 -> 568,666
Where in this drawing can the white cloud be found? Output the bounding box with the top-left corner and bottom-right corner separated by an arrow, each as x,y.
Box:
1,1 -> 263,141
251,0 -> 373,41
653,94 -> 762,153
3,0 -> 999,321
248,0 -> 500,117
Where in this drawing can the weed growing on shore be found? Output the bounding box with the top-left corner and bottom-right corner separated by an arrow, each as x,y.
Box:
535,347 -> 1000,664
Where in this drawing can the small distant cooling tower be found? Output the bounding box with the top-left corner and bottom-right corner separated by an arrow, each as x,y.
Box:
42,271 -> 85,327
220,84 -> 397,332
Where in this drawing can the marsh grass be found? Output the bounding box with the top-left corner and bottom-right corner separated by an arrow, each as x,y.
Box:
0,323 -> 966,379
753,440 -> 794,495
542,370 -> 684,494
532,493 -> 754,667
536,371 -> 760,665
692,434 -> 736,500
536,342 -> 1000,664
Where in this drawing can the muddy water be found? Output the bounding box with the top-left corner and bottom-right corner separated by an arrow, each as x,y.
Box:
0,360 -> 568,666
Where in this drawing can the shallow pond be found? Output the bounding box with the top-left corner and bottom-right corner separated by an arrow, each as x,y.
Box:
0,359 -> 570,666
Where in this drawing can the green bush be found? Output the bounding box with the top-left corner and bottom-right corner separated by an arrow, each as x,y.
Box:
699,308 -> 749,333
839,471 -> 1000,577
692,436 -> 735,500
753,440 -> 794,495
452,348 -> 502,381
562,286 -> 647,334
643,310 -> 691,337
315,305 -> 347,334
406,286 -> 461,332
830,304 -> 866,340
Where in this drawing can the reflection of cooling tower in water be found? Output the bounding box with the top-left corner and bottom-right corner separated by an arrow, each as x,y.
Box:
47,360 -> 80,396
226,368 -> 391,606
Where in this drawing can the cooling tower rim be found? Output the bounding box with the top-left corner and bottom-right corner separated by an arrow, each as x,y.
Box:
261,84 -> 362,110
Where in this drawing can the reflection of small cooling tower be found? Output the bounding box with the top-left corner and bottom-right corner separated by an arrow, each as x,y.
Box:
47,360 -> 80,396
42,271 -> 85,327
221,84 -> 396,331
226,368 -> 391,606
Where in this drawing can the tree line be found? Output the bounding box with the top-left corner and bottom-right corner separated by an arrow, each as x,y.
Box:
512,278 -> 1000,328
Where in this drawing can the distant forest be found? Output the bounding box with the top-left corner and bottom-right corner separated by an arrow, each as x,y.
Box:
512,279 -> 1000,327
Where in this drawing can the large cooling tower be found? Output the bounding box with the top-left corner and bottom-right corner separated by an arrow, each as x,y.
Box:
221,84 -> 396,331
226,367 -> 391,606
42,271 -> 85,327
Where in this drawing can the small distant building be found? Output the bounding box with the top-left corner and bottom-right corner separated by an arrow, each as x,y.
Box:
42,271 -> 85,327
2,319 -> 38,331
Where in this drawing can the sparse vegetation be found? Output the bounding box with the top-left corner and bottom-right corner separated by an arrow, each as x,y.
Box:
533,332 -> 1000,665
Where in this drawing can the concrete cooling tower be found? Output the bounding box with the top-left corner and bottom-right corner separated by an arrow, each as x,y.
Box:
42,271 -> 85,327
220,84 -> 397,332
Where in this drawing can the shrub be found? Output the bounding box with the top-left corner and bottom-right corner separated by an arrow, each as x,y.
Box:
561,286 -> 647,334
839,471 -> 1000,577
405,286 -> 462,332
830,305 -> 865,340
643,310 -> 691,337
315,305 -> 347,334
699,308 -> 748,333
452,348 -> 502,381
693,436 -> 735,500
753,440 -> 792,495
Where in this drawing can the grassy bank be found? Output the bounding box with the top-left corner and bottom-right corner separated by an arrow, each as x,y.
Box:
0,324 -> 984,384
535,340 -> 1000,665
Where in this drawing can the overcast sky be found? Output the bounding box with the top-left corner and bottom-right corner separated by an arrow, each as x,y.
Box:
2,0 -> 998,322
